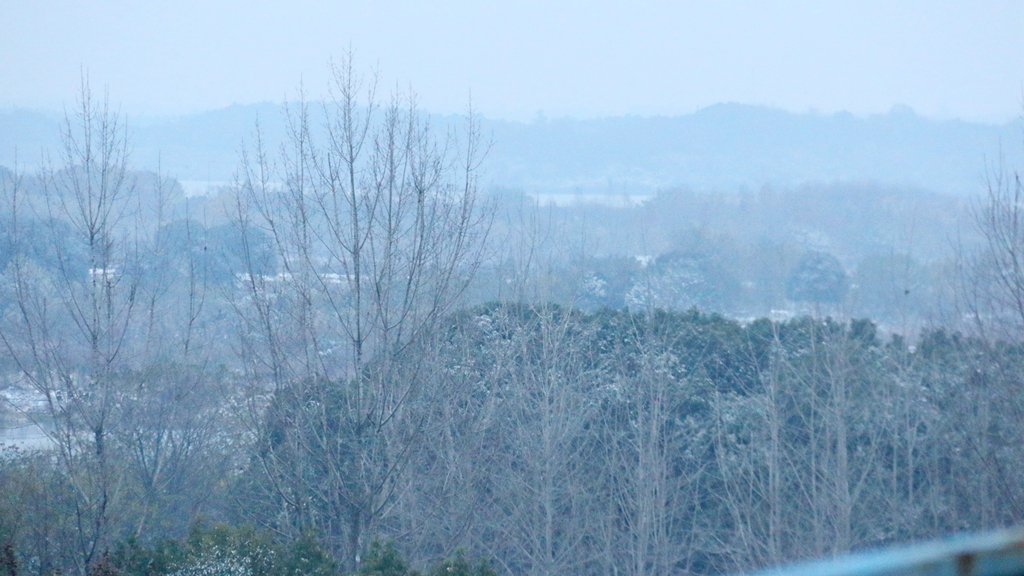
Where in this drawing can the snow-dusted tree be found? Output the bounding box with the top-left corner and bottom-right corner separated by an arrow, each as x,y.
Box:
626,250 -> 738,313
786,251 -> 849,305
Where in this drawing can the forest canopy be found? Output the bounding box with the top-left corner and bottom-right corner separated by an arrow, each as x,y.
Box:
1,65 -> 1023,576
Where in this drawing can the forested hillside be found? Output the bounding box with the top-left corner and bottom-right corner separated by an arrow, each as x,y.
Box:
2,72 -> 1024,576
4,300 -> 1024,575
2,102 -> 1018,196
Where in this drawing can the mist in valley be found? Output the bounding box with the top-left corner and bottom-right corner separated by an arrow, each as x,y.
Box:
2,3 -> 1024,576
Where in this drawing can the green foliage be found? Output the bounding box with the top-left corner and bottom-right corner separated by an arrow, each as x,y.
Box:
8,289 -> 1024,575
424,549 -> 495,576
112,536 -> 184,576
178,523 -> 277,576
358,541 -> 410,576
89,551 -> 122,576
786,250 -> 849,303
357,542 -> 494,576
576,255 -> 643,311
278,532 -> 337,576
0,216 -> 88,280
625,246 -> 740,313
0,446 -> 81,575
106,535 -> 497,576
109,523 -> 335,576
0,542 -> 15,576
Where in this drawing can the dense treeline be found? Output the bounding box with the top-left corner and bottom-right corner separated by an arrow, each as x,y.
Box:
4,302 -> 1024,575
3,69 -> 1024,576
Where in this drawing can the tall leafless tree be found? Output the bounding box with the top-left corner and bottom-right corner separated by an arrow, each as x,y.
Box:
233,54 -> 488,571
963,129 -> 1024,340
0,78 -> 228,575
0,76 -> 139,575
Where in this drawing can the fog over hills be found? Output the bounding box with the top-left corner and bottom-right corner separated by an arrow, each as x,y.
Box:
1,103 -> 1019,197
484,104 -> 1021,197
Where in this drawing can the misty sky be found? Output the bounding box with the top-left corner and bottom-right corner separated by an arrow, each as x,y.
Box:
2,1 -> 1023,122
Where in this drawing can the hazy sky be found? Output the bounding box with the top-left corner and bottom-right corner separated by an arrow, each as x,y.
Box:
2,1 -> 1023,122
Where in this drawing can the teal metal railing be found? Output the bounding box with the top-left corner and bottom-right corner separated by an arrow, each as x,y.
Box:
753,527 -> 1024,576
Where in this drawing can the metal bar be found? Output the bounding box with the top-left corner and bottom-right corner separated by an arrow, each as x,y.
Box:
751,527 -> 1024,576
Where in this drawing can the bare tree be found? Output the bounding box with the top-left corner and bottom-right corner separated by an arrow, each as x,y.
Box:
0,78 -> 228,574
964,150 -> 1024,340
607,349 -> 691,576
0,76 -> 139,575
476,304 -> 599,576
233,54 -> 487,571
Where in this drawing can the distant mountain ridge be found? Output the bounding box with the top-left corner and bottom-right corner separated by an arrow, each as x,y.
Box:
481,104 -> 1021,196
1,103 -> 1019,196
